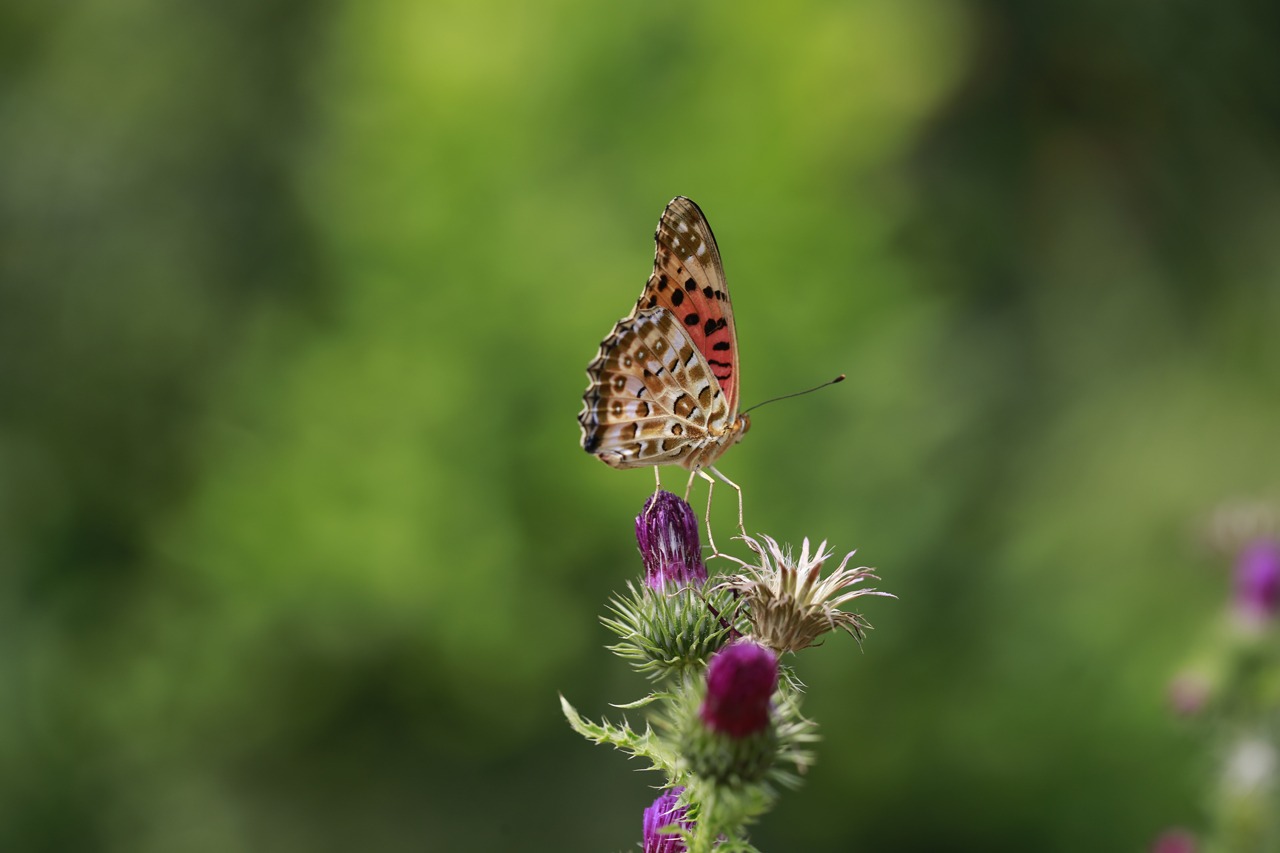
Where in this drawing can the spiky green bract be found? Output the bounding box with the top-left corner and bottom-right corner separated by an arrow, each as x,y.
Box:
602,580 -> 742,679
559,693 -> 681,777
678,779 -> 770,853
682,708 -> 779,785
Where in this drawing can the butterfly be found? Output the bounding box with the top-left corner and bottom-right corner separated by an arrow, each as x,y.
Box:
579,197 -> 749,549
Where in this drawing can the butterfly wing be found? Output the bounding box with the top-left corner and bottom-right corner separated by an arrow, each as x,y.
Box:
579,308 -> 733,470
630,197 -> 741,416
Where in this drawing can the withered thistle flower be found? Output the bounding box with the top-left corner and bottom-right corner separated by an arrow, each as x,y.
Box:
714,534 -> 892,654
637,490 -> 708,590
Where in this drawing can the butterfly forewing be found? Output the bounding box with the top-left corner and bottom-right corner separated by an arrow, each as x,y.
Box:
631,197 -> 741,415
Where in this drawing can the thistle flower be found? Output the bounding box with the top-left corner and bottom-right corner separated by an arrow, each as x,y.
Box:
642,787 -> 692,853
713,535 -> 892,654
1167,671 -> 1211,717
1233,538 -> 1280,623
701,640 -> 778,737
637,490 -> 708,590
1150,829 -> 1196,853
602,492 -> 734,678
675,640 -> 790,787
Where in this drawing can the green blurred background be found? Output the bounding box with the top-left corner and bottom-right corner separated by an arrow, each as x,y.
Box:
4,0 -> 1280,850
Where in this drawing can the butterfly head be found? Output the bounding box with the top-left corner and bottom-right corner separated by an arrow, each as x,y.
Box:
735,413 -> 751,441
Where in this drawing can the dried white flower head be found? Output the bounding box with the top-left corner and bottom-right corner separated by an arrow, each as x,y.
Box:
713,535 -> 893,654
1206,498 -> 1280,556
1223,735 -> 1276,795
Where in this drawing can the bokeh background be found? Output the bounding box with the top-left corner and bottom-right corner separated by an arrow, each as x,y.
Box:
5,0 -> 1280,850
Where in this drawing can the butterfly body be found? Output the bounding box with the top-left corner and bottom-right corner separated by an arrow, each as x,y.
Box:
579,197 -> 748,474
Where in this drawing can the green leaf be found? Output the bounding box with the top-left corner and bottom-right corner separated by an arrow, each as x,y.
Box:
558,694 -> 680,775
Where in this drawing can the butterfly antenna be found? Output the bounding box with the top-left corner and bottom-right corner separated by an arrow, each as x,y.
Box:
741,375 -> 845,415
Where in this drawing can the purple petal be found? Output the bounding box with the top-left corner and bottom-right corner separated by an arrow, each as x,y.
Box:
642,787 -> 690,853
636,491 -> 707,590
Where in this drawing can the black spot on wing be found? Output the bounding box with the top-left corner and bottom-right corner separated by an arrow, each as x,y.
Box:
684,312 -> 699,326
670,288 -> 684,307
712,341 -> 730,351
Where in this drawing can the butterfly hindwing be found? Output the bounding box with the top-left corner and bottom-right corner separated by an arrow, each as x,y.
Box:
631,197 -> 741,416
579,309 -> 732,469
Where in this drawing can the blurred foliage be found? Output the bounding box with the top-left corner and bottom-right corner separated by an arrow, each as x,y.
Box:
4,0 -> 1280,850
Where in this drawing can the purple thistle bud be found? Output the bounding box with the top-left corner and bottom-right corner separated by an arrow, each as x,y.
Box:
642,787 -> 691,853
1233,538 -> 1280,621
636,491 -> 707,590
701,640 -> 778,737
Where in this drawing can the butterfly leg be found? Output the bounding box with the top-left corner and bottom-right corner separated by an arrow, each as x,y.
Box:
641,466 -> 665,528
683,468 -> 697,501
696,468 -> 725,559
708,466 -> 746,538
